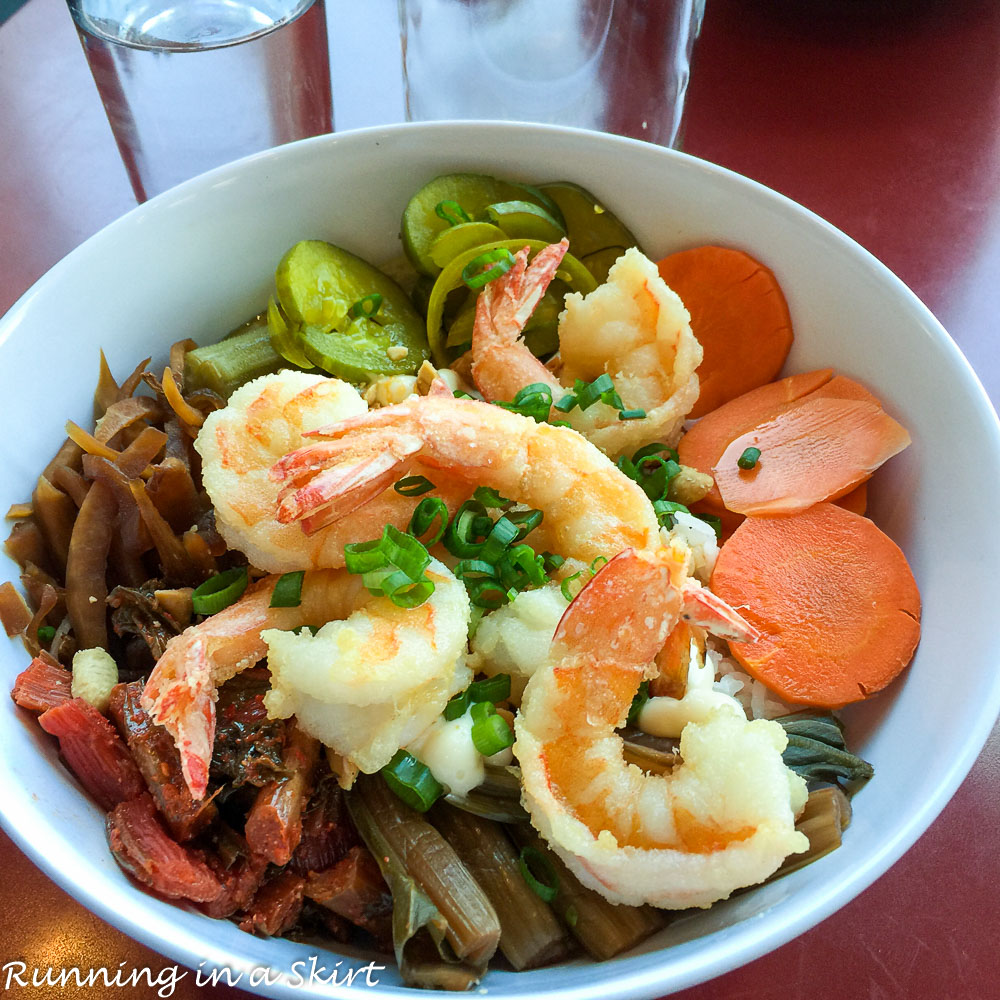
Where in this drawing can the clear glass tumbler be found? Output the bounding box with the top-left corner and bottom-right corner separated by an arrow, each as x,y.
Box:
398,0 -> 704,147
66,0 -> 333,202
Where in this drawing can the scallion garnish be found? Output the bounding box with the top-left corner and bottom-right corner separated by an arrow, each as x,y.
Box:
462,247 -> 517,290
443,674 -> 513,721
480,516 -> 520,564
191,566 -> 248,615
349,292 -> 383,319
560,571 -> 584,602
394,475 -> 436,497
495,383 -> 553,423
518,846 -> 559,903
344,525 -> 435,608
269,570 -> 304,608
381,749 -> 443,812
738,446 -> 762,470
444,500 -> 494,558
626,680 -> 651,726
472,485 -> 511,508
408,496 -> 449,546
434,199 -> 471,227
552,373 -> 644,423
470,701 -> 515,756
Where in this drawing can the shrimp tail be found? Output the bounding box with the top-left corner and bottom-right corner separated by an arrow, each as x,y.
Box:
471,240 -> 568,403
680,581 -> 760,642
271,433 -> 422,526
143,636 -> 216,800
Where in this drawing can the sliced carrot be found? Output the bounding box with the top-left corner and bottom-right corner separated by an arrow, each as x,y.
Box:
656,246 -> 793,418
714,397 -> 911,516
710,502 -> 920,707
677,369 -> 835,516
834,481 -> 867,515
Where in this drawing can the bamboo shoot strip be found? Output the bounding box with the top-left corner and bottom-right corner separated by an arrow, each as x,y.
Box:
771,786 -> 852,879
430,802 -> 575,970
348,775 -> 501,976
507,824 -> 667,960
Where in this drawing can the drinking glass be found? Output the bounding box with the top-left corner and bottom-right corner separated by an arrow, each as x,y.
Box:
398,0 -> 704,147
66,0 -> 334,202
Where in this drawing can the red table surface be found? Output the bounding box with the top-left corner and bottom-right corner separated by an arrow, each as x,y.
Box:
2,0 -> 999,997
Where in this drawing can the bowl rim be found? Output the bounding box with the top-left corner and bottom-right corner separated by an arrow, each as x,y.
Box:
2,119 -> 999,1000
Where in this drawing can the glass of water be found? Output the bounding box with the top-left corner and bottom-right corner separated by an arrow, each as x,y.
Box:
66,0 -> 333,202
398,0 -> 705,148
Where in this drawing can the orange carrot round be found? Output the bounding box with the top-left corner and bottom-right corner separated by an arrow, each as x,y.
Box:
710,502 -> 921,707
713,396 -> 911,516
656,245 -> 793,418
677,368 -> 834,515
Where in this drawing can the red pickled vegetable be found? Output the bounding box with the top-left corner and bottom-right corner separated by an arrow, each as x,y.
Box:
11,655 -> 73,713
238,869 -> 307,937
38,697 -> 145,810
106,793 -> 223,902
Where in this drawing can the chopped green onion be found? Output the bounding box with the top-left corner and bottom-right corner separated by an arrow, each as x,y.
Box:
495,382 -> 553,423
652,498 -> 690,528
435,199 -> 471,227
471,707 -> 514,757
469,673 -> 511,704
560,571 -> 584,602
269,570 -> 304,608
454,558 -> 497,580
291,624 -> 319,636
37,625 -> 56,643
553,392 -> 578,413
442,674 -> 512,721
632,442 -> 679,463
443,690 -> 472,721
498,545 -> 548,589
191,566 -> 248,615
505,508 -> 543,539
473,485 -> 511,508
574,374 -> 619,411
518,846 -> 559,903
394,475 -> 436,497
480,515 -> 520,564
344,525 -> 435,608
349,293 -> 383,319
590,555 -> 608,574
462,248 -> 517,290
444,500 -> 493,558
626,680 -> 651,726
618,408 -> 646,420
465,577 -> 508,609
409,496 -> 449,545
738,446 -> 762,470
541,552 -> 566,572
381,749 -> 443,812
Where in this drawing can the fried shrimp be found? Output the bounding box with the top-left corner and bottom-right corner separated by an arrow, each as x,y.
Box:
271,394 -> 661,566
515,547 -> 808,910
142,560 -> 470,798
197,371 -> 467,572
470,243 -> 703,457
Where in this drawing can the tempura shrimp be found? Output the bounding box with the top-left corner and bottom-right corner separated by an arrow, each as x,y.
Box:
142,560 -> 470,798
270,393 -> 661,567
471,242 -> 703,457
197,371 -> 467,573
515,547 -> 808,909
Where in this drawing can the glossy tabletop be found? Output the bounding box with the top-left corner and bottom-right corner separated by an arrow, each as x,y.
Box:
1,0 -> 999,997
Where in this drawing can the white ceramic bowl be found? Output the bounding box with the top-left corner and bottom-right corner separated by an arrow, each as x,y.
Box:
2,122 -> 999,999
